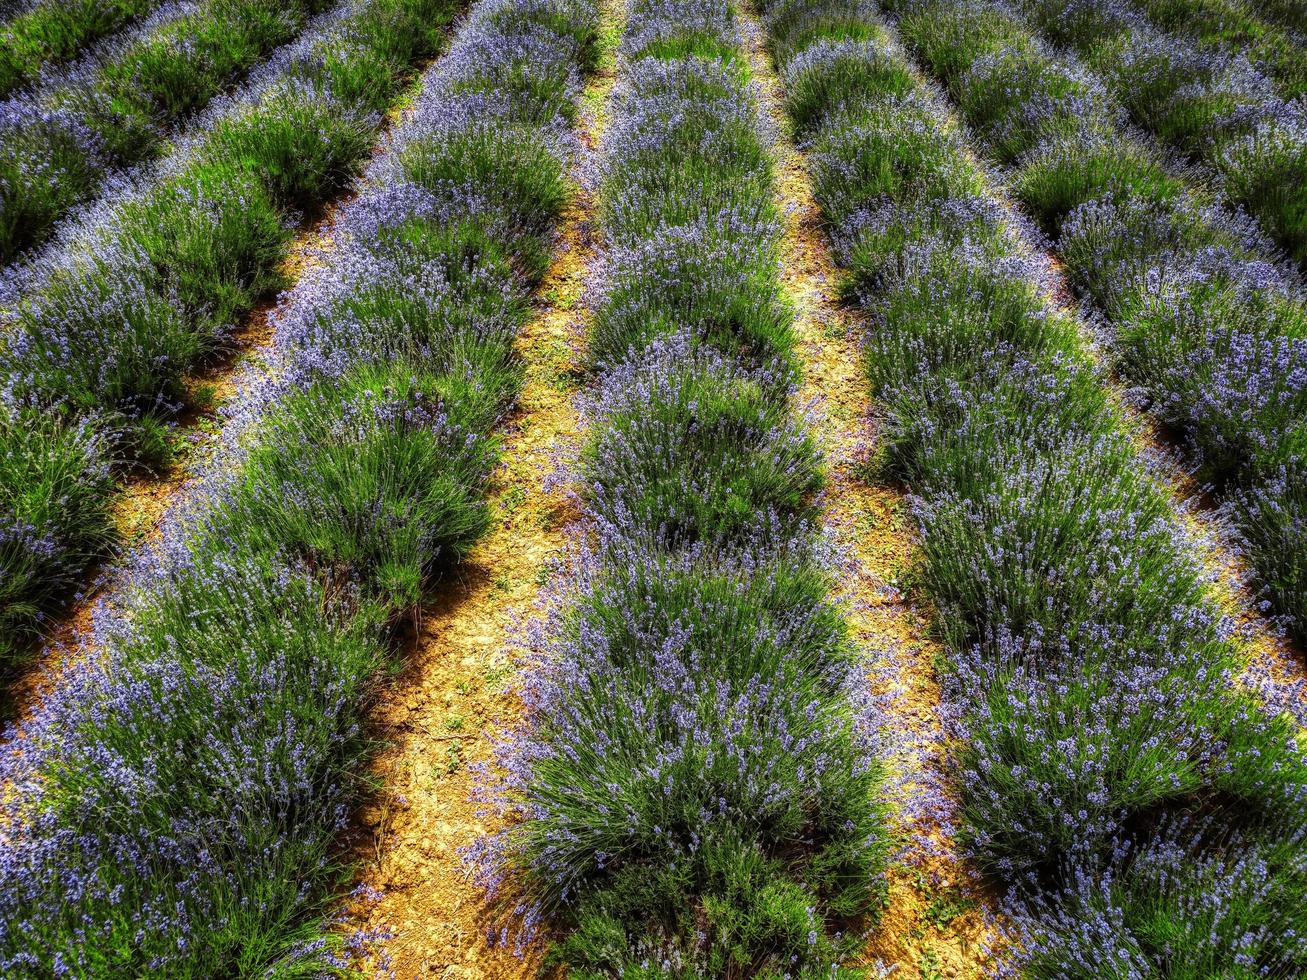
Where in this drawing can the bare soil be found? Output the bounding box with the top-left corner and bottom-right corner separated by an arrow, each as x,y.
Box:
739,10 -> 1000,976
337,29 -> 619,976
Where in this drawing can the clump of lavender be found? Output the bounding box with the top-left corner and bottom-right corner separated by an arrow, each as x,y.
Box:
1229,463 -> 1307,653
473,535 -> 891,967
623,0 -> 739,60
0,0 -> 598,972
0,0 -> 334,264
0,97 -> 104,257
0,408 -> 114,672
958,43 -> 1117,161
888,0 -> 1307,639
1125,0 -> 1307,103
764,0 -> 891,66
784,38 -> 914,135
577,334 -> 822,556
1000,814 -> 1307,977
1012,0 -> 1307,267
0,0 -> 165,99
588,54 -> 794,376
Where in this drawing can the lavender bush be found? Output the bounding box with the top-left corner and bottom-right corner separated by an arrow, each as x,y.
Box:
578,339 -> 823,554
1010,0 -> 1307,268
1126,0 -> 1307,101
0,408 -> 114,677
0,0 -> 164,98
886,0 -> 1307,646
589,53 -> 795,374
1003,814 -> 1307,977
0,0 -> 337,264
0,0 -> 462,678
1254,0 -> 1307,33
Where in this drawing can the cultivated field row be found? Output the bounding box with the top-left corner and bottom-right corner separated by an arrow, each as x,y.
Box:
0,0 -> 1303,974
758,0 -> 1307,971
882,0 -> 1307,656
466,0 -> 900,970
1,0 -> 340,264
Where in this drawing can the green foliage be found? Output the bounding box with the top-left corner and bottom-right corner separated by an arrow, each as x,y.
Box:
0,0 -> 158,97
527,559 -> 891,976
398,123 -> 569,281
0,409 -> 115,675
556,832 -> 878,977
583,358 -> 823,552
223,362 -> 500,613
785,39 -> 912,137
1014,130 -> 1186,230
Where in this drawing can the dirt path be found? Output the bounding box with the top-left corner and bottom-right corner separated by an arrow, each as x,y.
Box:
338,20 -> 619,975
737,9 -> 999,977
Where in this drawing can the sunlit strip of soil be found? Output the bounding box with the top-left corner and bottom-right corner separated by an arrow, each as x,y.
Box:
337,13 -> 621,975
737,6 -> 1002,976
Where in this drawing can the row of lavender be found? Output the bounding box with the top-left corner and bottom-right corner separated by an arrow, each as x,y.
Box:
1008,0 -> 1307,270
0,0 -> 598,972
760,0 -> 1307,972
1123,0 -> 1307,101
0,0 -> 337,264
0,0 -> 164,98
885,0 -> 1307,651
0,0 -> 462,678
471,0 -> 894,970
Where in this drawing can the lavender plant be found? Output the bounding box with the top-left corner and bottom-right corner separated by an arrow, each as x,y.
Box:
1006,814 -> 1307,976
578,341 -> 824,554
470,0 -> 894,971
477,529 -> 891,973
0,0 -> 461,678
0,0 -> 163,98
759,0 -> 1307,971
0,408 -> 114,681
1254,0 -> 1307,33
1232,463 -> 1307,658
1125,0 -> 1307,101
588,54 -> 796,374
0,0 -> 597,971
1009,0 -> 1307,269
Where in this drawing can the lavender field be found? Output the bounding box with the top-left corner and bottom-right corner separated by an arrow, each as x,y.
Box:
0,0 -> 1304,975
